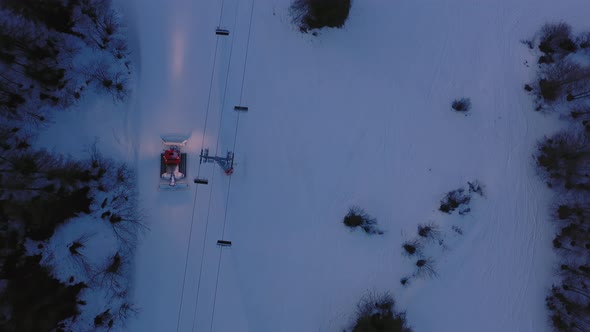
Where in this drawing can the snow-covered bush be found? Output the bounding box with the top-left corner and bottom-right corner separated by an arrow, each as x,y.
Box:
343,207 -> 383,235
451,97 -> 471,112
439,188 -> 471,214
400,277 -> 411,287
93,309 -> 113,329
290,0 -> 352,33
538,61 -> 590,102
535,130 -> 590,190
438,181 -> 484,214
414,258 -> 437,279
417,222 -> 441,243
543,177 -> 590,331
529,22 -> 590,330
538,22 -> 576,55
401,239 -> 423,257
346,292 -> 413,332
530,23 -> 590,106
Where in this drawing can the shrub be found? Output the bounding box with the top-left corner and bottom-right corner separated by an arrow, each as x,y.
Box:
414,258 -> 437,279
439,188 -> 471,214
400,277 -> 411,286
451,98 -> 471,112
538,55 -> 554,64
349,292 -> 413,332
290,0 -> 352,33
401,239 -> 422,257
94,309 -> 113,328
535,130 -> 590,189
539,79 -> 561,101
417,222 -> 441,242
343,207 -> 383,235
538,22 -> 574,55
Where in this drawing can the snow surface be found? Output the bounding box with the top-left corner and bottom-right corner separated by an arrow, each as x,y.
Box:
39,0 -> 590,331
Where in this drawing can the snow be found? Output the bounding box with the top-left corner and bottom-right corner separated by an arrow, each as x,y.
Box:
37,0 -> 590,331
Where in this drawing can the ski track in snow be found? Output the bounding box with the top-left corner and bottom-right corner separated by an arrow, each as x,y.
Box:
109,1 -> 590,331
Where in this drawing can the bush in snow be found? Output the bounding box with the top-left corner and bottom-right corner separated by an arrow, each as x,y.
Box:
290,0 -> 352,33
535,130 -> 590,331
66,233 -> 95,276
538,22 -> 576,56
537,61 -> 590,102
347,291 -> 413,332
530,23 -> 590,105
529,22 -> 590,331
451,97 -> 471,113
535,130 -> 590,190
343,207 -> 383,235
546,279 -> 590,332
92,251 -> 129,297
546,198 -> 590,329
439,187 -> 471,214
414,258 -> 437,279
94,309 -> 113,329
438,181 -> 484,214
417,222 -> 441,243
401,239 -> 423,257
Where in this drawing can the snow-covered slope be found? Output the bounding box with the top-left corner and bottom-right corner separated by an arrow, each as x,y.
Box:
122,0 -> 590,331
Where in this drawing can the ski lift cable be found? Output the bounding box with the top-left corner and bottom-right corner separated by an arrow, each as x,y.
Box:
208,248 -> 225,332
189,1 -> 241,330
175,0 -> 226,329
213,0 -> 241,160
190,163 -> 219,331
238,0 -> 256,105
218,0 -> 226,26
208,1 -> 256,331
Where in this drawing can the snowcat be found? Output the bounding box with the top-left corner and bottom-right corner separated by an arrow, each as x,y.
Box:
159,136 -> 189,191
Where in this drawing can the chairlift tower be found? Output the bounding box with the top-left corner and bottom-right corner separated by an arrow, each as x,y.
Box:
199,148 -> 235,175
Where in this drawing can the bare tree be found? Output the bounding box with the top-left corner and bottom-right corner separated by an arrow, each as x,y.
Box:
92,251 -> 128,298
79,59 -> 129,102
67,233 -> 95,276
